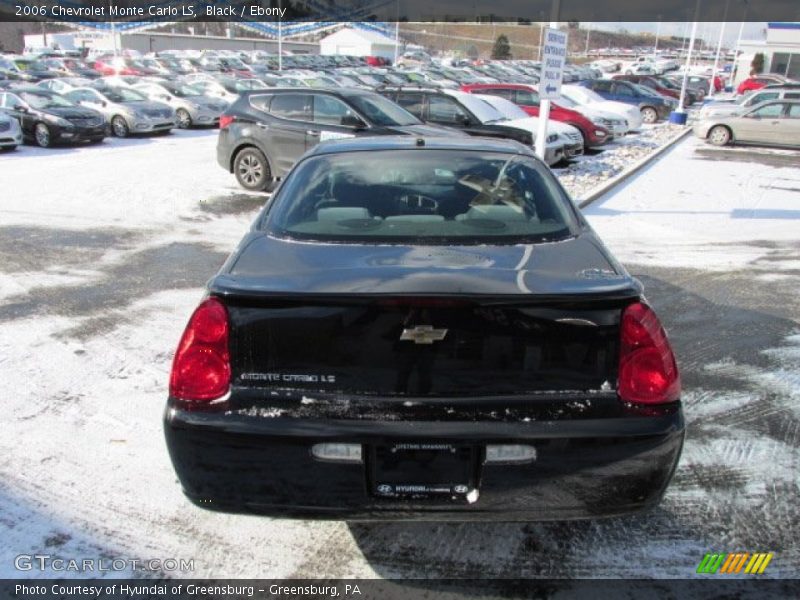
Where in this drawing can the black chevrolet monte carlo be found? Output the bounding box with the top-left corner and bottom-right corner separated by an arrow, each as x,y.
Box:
165,136 -> 684,521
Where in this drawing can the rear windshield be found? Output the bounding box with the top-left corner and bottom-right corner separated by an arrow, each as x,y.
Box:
264,149 -> 576,244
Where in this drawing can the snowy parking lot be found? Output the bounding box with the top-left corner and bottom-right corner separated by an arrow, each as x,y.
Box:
1,128 -> 799,581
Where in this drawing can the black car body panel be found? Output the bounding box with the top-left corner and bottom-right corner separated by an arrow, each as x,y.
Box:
167,137 -> 684,520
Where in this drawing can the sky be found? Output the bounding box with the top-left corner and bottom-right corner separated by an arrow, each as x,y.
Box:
586,22 -> 768,48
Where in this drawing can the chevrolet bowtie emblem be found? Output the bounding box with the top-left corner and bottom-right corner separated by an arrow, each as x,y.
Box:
400,325 -> 448,345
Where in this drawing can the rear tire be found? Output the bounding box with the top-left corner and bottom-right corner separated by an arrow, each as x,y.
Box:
708,125 -> 731,147
640,107 -> 658,124
233,147 -> 272,191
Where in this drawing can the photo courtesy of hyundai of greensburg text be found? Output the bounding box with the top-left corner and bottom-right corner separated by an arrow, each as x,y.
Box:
0,0 -> 799,598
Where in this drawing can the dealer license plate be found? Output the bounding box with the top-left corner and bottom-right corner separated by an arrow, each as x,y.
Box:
370,443 -> 477,500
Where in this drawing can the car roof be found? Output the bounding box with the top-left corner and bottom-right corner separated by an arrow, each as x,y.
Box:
238,87 -> 379,98
4,86 -> 52,94
304,135 -> 535,157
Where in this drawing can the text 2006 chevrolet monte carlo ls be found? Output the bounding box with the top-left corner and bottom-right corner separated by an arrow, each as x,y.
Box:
164,136 -> 684,521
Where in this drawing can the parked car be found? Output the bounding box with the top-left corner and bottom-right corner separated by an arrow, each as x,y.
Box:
694,99 -> 800,148
473,93 -> 584,160
580,79 -> 675,123
0,110 -> 23,150
549,92 -> 631,136
93,56 -> 144,77
622,63 -> 655,76
217,88 -> 462,191
664,73 -> 712,96
561,84 -> 643,131
40,57 -> 100,79
36,77 -> 93,94
0,88 -> 106,147
11,58 -> 62,81
188,77 -> 262,104
379,86 -> 567,165
698,87 -> 800,119
736,74 -> 790,95
133,80 -> 229,128
612,74 -> 699,106
165,135 -> 685,520
65,86 -> 175,137
0,56 -> 35,82
461,83 -> 611,147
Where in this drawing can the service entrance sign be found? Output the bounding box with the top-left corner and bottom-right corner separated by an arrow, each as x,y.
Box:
540,28 -> 568,99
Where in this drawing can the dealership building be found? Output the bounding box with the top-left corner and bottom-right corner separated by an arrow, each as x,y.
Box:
735,22 -> 800,84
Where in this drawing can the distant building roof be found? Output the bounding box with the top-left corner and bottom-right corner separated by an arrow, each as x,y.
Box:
320,26 -> 396,47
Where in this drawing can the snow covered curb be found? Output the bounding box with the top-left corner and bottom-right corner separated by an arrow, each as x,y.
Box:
575,126 -> 693,209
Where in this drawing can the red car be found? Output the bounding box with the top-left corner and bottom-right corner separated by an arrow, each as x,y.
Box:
460,83 -> 610,147
736,75 -> 786,95
93,57 -> 143,77
365,55 -> 390,66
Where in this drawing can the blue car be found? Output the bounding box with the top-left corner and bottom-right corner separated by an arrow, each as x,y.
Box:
579,79 -> 676,123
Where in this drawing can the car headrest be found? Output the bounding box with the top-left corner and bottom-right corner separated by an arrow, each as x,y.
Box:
316,207 -> 371,221
457,205 -> 531,222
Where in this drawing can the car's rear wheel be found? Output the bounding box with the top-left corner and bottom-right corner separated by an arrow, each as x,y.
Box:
708,125 -> 731,146
34,123 -> 52,147
640,107 -> 658,124
111,115 -> 130,138
234,147 -> 272,191
176,109 -> 192,129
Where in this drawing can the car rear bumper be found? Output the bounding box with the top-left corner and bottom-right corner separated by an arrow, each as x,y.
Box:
164,403 -> 685,521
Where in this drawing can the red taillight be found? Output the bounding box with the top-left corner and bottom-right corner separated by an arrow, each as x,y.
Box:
219,115 -> 234,129
169,297 -> 231,405
618,302 -> 680,405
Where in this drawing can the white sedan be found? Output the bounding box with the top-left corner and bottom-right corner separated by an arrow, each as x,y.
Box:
473,94 -> 585,160
560,84 -> 643,131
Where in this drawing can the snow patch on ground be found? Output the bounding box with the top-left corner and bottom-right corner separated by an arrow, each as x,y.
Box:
585,136 -> 800,271
555,123 -> 683,200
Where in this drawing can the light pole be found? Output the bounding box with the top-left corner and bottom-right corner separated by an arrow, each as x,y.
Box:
584,22 -> 591,56
277,0 -> 282,72
676,0 -> 702,117
709,2 -> 730,100
732,12 -> 747,85
109,0 -> 118,57
654,17 -> 661,53
394,0 -> 400,64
